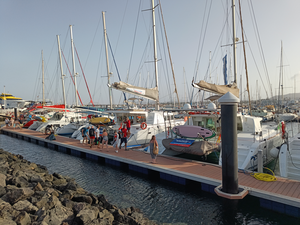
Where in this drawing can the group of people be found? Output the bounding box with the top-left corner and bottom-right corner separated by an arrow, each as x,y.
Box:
80,116 -> 158,163
5,116 -> 23,129
81,125 -> 109,150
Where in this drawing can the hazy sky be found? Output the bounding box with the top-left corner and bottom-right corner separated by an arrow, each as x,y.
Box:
1,0 -> 300,105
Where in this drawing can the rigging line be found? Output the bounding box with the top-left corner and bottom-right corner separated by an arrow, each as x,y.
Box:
61,50 -> 84,106
32,55 -> 42,101
107,36 -> 128,104
114,0 -> 129,54
248,0 -> 273,100
190,0 -> 213,105
156,9 -> 172,103
127,0 -> 142,79
74,45 -> 95,106
84,16 -> 102,69
93,34 -> 104,103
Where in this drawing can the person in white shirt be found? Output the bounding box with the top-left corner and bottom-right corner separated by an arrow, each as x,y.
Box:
95,125 -> 100,146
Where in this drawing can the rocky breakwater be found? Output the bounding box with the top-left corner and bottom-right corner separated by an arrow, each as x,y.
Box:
0,149 -> 157,225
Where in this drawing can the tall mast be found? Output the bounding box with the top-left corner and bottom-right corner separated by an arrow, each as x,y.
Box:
42,50 -> 45,106
158,0 -> 180,108
102,11 -> 113,109
232,0 -> 238,84
57,35 -> 67,109
278,41 -> 283,107
238,0 -> 251,115
69,25 -> 79,106
151,0 -> 159,110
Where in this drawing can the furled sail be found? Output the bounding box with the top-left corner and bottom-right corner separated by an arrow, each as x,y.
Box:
108,81 -> 159,101
192,80 -> 239,98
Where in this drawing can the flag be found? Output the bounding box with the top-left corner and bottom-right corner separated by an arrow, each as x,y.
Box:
223,54 -> 228,85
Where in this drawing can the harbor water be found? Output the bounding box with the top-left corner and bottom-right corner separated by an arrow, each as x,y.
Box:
0,134 -> 299,224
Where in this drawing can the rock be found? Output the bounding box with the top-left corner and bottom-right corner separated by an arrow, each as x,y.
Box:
44,174 -> 53,182
64,181 -> 78,191
14,211 -> 31,225
4,187 -> 34,204
88,193 -> 99,205
75,208 -> 99,224
112,208 -> 125,223
11,176 -> 29,188
0,173 -> 7,187
72,195 -> 93,205
33,183 -> 44,192
30,174 -> 45,183
0,186 -> 6,197
98,194 -> 114,209
99,209 -> 114,223
36,195 -> 62,210
53,172 -> 64,179
72,202 -> 86,214
36,206 -> 74,225
13,200 -> 38,213
52,178 -> 67,187
0,218 -> 17,225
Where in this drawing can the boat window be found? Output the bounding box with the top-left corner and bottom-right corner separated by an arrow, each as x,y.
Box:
198,121 -> 204,127
206,118 -> 215,131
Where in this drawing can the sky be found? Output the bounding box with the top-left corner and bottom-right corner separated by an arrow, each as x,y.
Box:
1,0 -> 300,106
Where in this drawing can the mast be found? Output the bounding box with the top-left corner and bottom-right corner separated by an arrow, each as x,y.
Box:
102,11 -> 113,109
151,0 -> 159,110
278,41 -> 283,108
158,0 -> 180,108
232,0 -> 238,84
42,50 -> 45,106
238,0 -> 252,115
69,25 -> 79,106
57,35 -> 67,109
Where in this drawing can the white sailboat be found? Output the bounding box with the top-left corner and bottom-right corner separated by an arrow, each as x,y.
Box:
186,0 -> 283,170
105,1 -> 184,147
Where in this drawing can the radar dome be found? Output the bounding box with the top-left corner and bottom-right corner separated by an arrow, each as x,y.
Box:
207,102 -> 216,110
183,103 -> 191,110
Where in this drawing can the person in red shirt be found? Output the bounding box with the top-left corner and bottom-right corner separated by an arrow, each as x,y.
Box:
124,117 -> 131,136
120,125 -> 128,151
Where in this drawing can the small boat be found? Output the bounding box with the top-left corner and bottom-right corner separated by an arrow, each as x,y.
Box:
89,116 -> 112,125
172,125 -> 216,139
162,138 -> 219,156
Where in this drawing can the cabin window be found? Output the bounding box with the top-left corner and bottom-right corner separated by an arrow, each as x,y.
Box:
206,118 -> 215,130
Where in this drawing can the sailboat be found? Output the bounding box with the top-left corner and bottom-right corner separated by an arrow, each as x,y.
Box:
177,0 -> 284,170
106,1 -> 185,148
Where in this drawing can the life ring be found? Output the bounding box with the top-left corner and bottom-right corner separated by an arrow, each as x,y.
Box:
281,121 -> 285,139
118,122 -> 122,130
141,122 -> 147,130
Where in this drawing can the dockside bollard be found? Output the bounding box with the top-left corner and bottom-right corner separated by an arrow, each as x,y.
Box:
218,92 -> 239,194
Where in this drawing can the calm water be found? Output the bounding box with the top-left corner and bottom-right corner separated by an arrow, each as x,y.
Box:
0,134 -> 299,225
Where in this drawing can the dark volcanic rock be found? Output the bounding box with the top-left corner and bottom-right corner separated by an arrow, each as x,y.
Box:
0,149 -> 157,225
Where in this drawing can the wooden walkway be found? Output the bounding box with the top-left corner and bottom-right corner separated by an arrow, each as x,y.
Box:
1,127 -> 300,217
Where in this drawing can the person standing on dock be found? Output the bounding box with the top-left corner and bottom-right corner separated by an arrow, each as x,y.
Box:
5,118 -> 9,127
89,126 -> 96,148
120,125 -> 128,151
102,129 -> 108,150
95,125 -> 100,145
149,135 -> 158,164
81,126 -> 89,144
124,117 -> 131,136
10,117 -> 14,128
113,130 -> 119,152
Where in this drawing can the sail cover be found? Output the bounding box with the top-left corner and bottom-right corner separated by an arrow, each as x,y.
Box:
192,80 -> 239,98
109,81 -> 159,101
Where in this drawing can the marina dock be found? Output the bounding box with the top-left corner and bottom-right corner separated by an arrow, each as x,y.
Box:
1,127 -> 300,218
